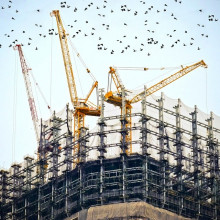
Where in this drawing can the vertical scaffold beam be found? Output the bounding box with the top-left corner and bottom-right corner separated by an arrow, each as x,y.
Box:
157,92 -> 167,208
120,86 -> 128,202
174,99 -> 183,215
64,104 -> 73,216
24,156 -> 33,220
0,170 -> 9,219
50,114 -> 61,219
38,120 -> 47,185
37,185 -> 41,220
37,120 -> 45,220
24,156 -> 33,191
140,86 -> 150,202
190,105 -> 200,218
98,89 -> 106,205
11,164 -> 22,220
78,127 -> 87,209
0,170 -> 9,204
206,112 -> 218,220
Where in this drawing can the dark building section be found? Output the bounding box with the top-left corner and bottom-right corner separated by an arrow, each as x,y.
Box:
0,154 -> 219,220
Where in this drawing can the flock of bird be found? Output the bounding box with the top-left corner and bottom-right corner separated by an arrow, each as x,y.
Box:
0,0 -> 219,55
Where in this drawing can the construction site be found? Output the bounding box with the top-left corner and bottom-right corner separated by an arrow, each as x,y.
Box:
0,9 -> 220,220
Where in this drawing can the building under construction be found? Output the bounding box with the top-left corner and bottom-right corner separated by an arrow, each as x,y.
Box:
0,91 -> 220,220
0,10 -> 220,220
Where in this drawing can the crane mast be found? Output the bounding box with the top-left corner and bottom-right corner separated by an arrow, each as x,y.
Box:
14,44 -> 40,143
51,10 -> 78,106
105,60 -> 208,154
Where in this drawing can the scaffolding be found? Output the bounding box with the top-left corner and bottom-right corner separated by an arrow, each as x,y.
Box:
0,92 -> 219,220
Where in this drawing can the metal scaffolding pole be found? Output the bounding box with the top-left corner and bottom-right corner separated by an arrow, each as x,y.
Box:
37,184 -> 42,220
11,163 -> 22,220
174,99 -> 184,215
64,104 -> 73,216
79,126 -> 87,209
24,156 -> 34,220
98,89 -> 106,205
190,105 -> 201,218
50,114 -> 61,219
120,86 -> 128,202
38,120 -> 47,185
206,112 -> 218,220
141,86 -> 150,202
157,92 -> 167,208
0,170 -> 9,219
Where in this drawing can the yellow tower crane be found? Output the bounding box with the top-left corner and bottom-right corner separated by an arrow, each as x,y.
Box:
105,60 -> 208,154
51,10 -> 100,162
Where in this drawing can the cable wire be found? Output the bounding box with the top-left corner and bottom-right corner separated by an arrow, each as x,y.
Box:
50,16 -> 53,111
12,51 -> 18,163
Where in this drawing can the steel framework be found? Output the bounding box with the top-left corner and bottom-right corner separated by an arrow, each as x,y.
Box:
0,93 -> 219,220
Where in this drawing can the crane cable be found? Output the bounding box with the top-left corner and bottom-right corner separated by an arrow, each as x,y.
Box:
134,68 -> 175,91
32,73 -> 42,120
50,16 -> 53,111
12,51 -> 18,163
30,71 -> 52,114
61,20 -> 97,99
67,35 -> 96,82
205,68 -> 208,114
115,66 -> 181,71
72,45 -> 84,98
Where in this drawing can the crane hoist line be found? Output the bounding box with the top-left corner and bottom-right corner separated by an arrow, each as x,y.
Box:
105,60 -> 208,155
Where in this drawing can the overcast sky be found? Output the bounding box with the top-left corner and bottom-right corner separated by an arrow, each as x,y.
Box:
0,0 -> 220,169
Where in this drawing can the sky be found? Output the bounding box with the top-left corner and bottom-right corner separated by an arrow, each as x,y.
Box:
0,0 -> 220,169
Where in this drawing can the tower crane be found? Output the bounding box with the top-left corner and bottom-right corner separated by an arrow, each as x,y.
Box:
51,10 -> 100,162
105,60 -> 208,154
14,44 -> 40,143
14,44 -> 52,176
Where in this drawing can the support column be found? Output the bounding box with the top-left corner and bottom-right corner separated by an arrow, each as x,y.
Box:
157,93 -> 167,208
11,164 -> 22,220
174,99 -> 183,215
37,184 -> 41,220
78,127 -> 87,209
37,120 -> 45,220
50,114 -> 61,219
38,120 -> 47,185
0,170 -> 9,219
190,105 -> 200,218
64,104 -> 73,216
141,86 -> 150,202
98,89 -> 106,205
24,156 -> 33,220
206,112 -> 218,220
120,86 -> 128,202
